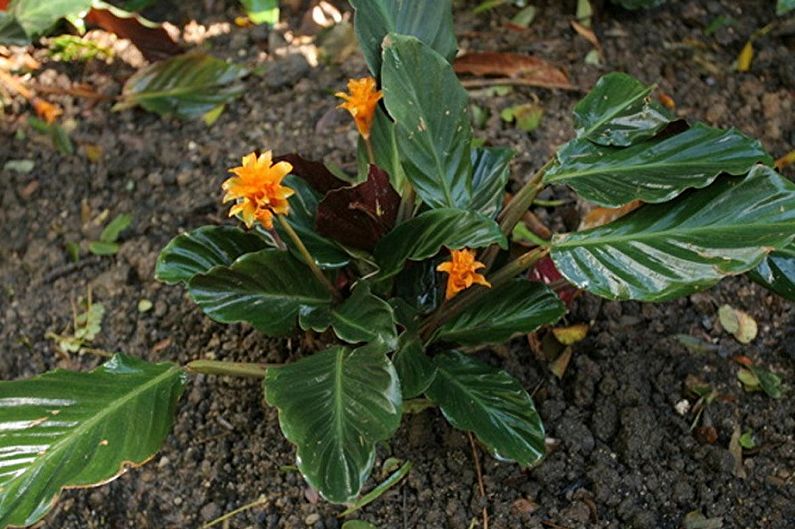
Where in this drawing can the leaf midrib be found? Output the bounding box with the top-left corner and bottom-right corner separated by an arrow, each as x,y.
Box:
554,221 -> 795,249
3,363 -> 181,504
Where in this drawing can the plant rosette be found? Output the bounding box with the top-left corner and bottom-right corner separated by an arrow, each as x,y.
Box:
3,0 -> 795,526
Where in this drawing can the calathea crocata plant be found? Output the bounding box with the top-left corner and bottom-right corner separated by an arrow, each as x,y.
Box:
2,1 -> 795,526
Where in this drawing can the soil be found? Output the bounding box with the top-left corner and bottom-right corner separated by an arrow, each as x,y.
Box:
1,0 -> 794,528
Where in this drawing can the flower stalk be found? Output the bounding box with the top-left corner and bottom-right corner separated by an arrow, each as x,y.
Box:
186,359 -> 274,379
278,215 -> 341,302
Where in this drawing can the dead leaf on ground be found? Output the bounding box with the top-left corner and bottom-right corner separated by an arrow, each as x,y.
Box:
454,51 -> 573,90
775,150 -> 795,170
683,511 -> 723,529
736,40 -> 753,72
718,304 -> 757,344
552,323 -> 589,345
728,424 -> 747,479
549,346 -> 573,379
579,200 -> 643,230
571,19 -> 601,51
85,4 -> 182,62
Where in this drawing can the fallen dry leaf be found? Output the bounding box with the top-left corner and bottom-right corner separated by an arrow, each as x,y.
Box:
718,304 -> 757,344
549,347 -> 573,379
85,5 -> 182,62
454,51 -> 573,90
775,150 -> 795,170
736,41 -> 753,72
552,323 -> 589,345
579,200 -> 643,230
570,19 -> 601,51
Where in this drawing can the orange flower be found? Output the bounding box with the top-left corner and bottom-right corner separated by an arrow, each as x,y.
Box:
222,151 -> 294,229
436,248 -> 491,300
335,77 -> 383,139
32,98 -> 62,124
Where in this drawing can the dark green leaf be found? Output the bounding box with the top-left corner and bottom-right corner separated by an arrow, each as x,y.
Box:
349,0 -> 456,76
276,176 -> 351,270
0,355 -> 185,528
471,147 -> 513,218
99,213 -> 133,243
188,249 -> 333,335
551,165 -> 795,301
264,343 -> 402,503
394,260 -> 443,315
426,351 -> 545,466
115,52 -> 247,120
574,72 -> 673,146
748,242 -> 795,301
610,0 -> 666,9
778,0 -> 795,15
50,124 -> 73,155
382,34 -> 472,209
299,284 -> 398,348
241,0 -> 278,25
545,124 -> 773,207
155,225 -> 270,285
392,332 -> 435,398
434,279 -> 565,345
374,208 -> 506,279
7,0 -> 91,39
749,366 -> 783,399
0,12 -> 28,45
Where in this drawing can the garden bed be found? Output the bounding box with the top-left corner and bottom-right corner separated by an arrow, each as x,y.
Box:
1,1 -> 793,528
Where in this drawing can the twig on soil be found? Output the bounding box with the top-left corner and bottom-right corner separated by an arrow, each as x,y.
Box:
41,255 -> 105,284
467,432 -> 489,529
202,496 -> 268,529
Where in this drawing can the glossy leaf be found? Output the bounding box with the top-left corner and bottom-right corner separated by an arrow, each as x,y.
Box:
115,52 -> 247,120
394,260 -> 443,315
277,176 -> 351,270
392,332 -> 435,398
6,0 -> 91,39
545,124 -> 773,207
426,351 -> 545,466
471,147 -> 513,218
264,343 -> 402,503
0,12 -> 27,44
357,107 -> 406,193
748,242 -> 795,301
188,249 -> 332,335
382,34 -> 472,209
316,165 -> 400,251
434,279 -> 565,345
155,225 -> 269,285
374,208 -> 506,280
349,0 -> 456,76
574,72 -> 673,146
85,2 -> 181,61
0,355 -> 185,529
299,284 -> 398,348
551,166 -> 795,301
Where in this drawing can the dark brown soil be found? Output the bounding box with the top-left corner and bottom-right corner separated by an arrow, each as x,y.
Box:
1,1 -> 794,528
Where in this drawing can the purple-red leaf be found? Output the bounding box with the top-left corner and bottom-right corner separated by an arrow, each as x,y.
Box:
274,153 -> 347,195
529,255 -> 578,306
316,165 -> 400,251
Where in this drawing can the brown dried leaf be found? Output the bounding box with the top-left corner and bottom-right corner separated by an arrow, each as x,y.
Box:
579,200 -> 643,230
552,323 -> 589,345
454,52 -> 572,89
85,5 -> 182,62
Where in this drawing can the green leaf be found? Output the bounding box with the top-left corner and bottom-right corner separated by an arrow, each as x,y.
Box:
373,208 -> 506,280
749,366 -> 783,399
434,279 -> 565,345
610,0 -> 666,9
99,213 -> 133,243
299,284 -> 398,348
240,0 -> 278,25
545,124 -> 773,207
357,107 -> 406,193
426,351 -> 545,466
155,225 -> 270,285
382,34 -> 472,209
349,0 -> 456,77
264,343 -> 402,503
87,240 -> 120,256
551,165 -> 795,301
276,175 -> 351,270
188,249 -> 333,336
115,52 -> 248,120
0,12 -> 28,45
0,354 -> 185,528
574,72 -> 673,146
392,332 -> 435,399
471,147 -> 513,218
748,241 -> 795,301
778,0 -> 795,15
7,0 -> 91,39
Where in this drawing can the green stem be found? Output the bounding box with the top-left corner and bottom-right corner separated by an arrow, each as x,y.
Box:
186,359 -> 274,379
364,136 -> 376,165
420,247 -> 549,341
396,181 -> 415,224
278,215 -> 341,301
498,158 -> 554,235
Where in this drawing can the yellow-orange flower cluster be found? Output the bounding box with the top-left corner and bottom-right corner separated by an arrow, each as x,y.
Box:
222,151 -> 294,229
436,248 -> 491,300
335,77 -> 383,139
